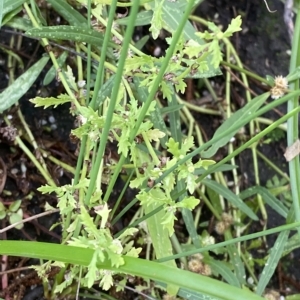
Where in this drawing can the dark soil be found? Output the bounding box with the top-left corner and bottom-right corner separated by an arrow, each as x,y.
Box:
0,0 -> 299,299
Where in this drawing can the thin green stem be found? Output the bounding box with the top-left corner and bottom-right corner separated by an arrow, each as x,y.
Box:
287,3 -> 300,225
198,106 -> 300,182
157,221 -> 300,262
84,0 -> 140,205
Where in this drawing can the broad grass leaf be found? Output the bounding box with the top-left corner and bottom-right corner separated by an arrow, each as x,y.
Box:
202,179 -> 258,220
6,17 -> 32,31
0,240 -> 265,300
26,26 -> 115,49
256,230 -> 289,295
0,56 -> 49,113
46,0 -> 86,25
3,0 -> 26,17
239,186 -> 289,218
201,92 -> 270,158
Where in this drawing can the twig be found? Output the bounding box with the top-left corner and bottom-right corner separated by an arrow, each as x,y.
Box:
263,0 -> 277,13
0,209 -> 59,234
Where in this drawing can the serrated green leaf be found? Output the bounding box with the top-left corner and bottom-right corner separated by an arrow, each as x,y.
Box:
201,92 -> 270,158
38,184 -> 59,194
133,77 -> 170,146
0,56 -> 49,113
160,81 -> 173,101
146,129 -> 166,142
223,16 -> 242,38
202,179 -> 258,220
210,39 -> 223,68
150,0 -> 164,39
30,94 -> 72,109
166,137 -> 180,158
177,196 -> 200,210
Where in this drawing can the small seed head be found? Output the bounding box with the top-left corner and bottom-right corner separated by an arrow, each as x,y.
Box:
270,76 -> 288,99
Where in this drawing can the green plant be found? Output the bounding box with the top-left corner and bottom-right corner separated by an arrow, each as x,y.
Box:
0,200 -> 23,230
1,0 -> 300,299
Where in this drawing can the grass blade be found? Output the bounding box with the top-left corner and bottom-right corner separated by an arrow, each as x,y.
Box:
256,230 -> 289,295
239,186 -> 289,218
26,26 -> 115,49
43,51 -> 68,85
201,92 -> 270,158
202,179 -> 258,221
207,258 -> 241,287
3,0 -> 26,16
0,56 -> 49,113
46,0 -> 86,25
225,231 -> 246,286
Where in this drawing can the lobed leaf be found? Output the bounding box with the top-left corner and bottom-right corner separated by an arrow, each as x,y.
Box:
30,94 -> 72,109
